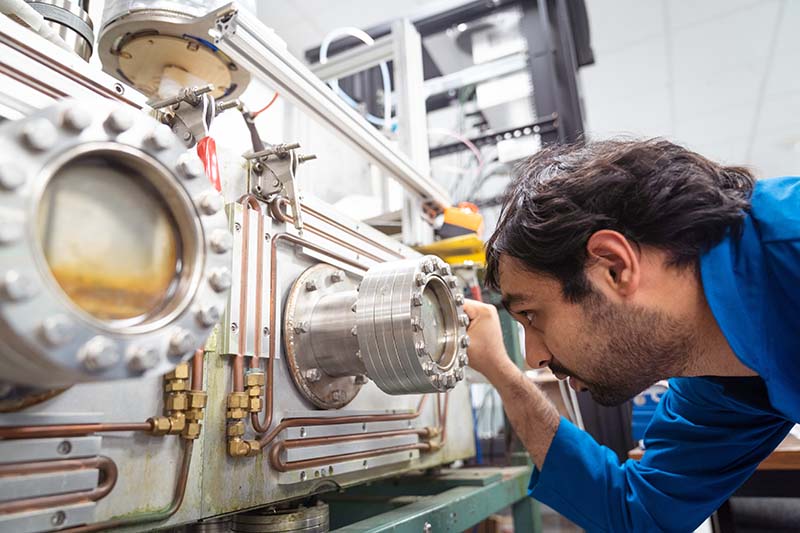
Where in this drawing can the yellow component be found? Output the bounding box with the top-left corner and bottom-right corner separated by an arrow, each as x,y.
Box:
165,363 -> 190,381
148,416 -> 171,436
187,391 -> 208,409
227,421 -> 245,437
248,397 -> 262,413
247,386 -> 261,398
227,437 -> 259,457
185,409 -> 204,421
415,234 -> 486,268
226,408 -> 247,420
165,379 -> 188,392
227,392 -> 248,409
166,393 -> 188,412
245,372 -> 265,387
442,202 -> 484,236
168,412 -> 186,434
182,421 -> 202,440
425,427 -> 441,439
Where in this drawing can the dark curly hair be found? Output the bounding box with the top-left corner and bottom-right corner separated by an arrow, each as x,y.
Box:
484,138 -> 755,301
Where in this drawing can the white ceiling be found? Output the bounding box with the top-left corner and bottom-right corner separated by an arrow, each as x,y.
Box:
257,0 -> 800,179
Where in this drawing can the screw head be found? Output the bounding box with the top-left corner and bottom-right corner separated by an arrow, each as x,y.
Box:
331,390 -> 343,402
144,124 -> 175,150
305,279 -> 318,291
79,336 -> 120,371
439,264 -> 452,276
304,368 -> 321,382
422,361 -> 435,376
446,276 -> 458,289
3,270 -> 38,301
168,329 -> 196,357
455,294 -> 465,305
445,374 -> 456,388
414,273 -> 426,286
455,367 -> 465,380
294,321 -> 309,334
198,191 -> 224,215
458,314 -> 469,327
411,292 -> 423,307
61,108 -> 92,131
105,109 -> 134,133
196,304 -> 221,328
126,346 -> 160,372
351,302 -> 357,313
56,440 -> 72,455
20,118 -> 57,151
50,511 -> 66,527
209,229 -> 233,253
209,268 -> 232,292
421,260 -> 434,274
40,315 -> 74,346
0,162 -> 25,190
177,154 -> 205,179
330,270 -> 345,283
0,221 -> 22,244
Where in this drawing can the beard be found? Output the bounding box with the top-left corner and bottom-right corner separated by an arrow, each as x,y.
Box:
572,291 -> 695,407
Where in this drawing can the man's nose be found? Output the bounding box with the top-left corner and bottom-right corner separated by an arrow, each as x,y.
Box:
524,332 -> 551,369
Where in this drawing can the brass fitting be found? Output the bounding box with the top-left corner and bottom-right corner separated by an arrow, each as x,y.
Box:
185,409 -> 205,421
165,362 -> 190,381
187,391 -> 208,409
247,386 -> 261,397
165,392 -> 189,412
245,371 -> 265,388
248,397 -> 262,413
227,392 -> 248,409
182,421 -> 202,440
228,437 -> 261,457
423,427 -> 440,439
226,407 -> 247,420
165,379 -> 189,392
168,412 -> 186,434
227,421 -> 245,437
148,416 -> 171,436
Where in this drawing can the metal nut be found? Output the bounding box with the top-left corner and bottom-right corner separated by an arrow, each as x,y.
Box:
455,367 -> 465,380
458,353 -> 469,366
248,396 -> 262,412
177,154 -> 205,179
411,292 -> 423,307
149,416 -> 171,435
227,392 -> 248,408
127,346 -> 160,372
104,109 -> 133,133
165,379 -> 188,392
459,335 -> 470,348
455,294 -> 465,305
305,279 -> 318,291
304,368 -> 322,382
166,393 -> 188,411
209,229 -> 233,253
195,304 -> 221,328
21,118 -> 57,151
411,318 -> 423,332
198,191 -> 224,215
414,273 -> 426,286
61,108 -> 92,131
421,260 -> 435,274
79,336 -> 120,371
165,362 -> 190,380
144,124 -> 174,150
330,270 -> 345,283
168,329 -> 196,357
459,314 -> 469,327
182,421 -> 202,440
446,276 -> 458,289
354,374 -> 368,385
226,408 -> 247,420
209,268 -> 232,292
40,315 -> 74,347
227,421 -> 245,437
3,270 -> 38,301
0,162 -> 25,190
187,391 -> 207,409
439,264 -> 452,276
245,370 -> 265,387
415,341 -> 427,357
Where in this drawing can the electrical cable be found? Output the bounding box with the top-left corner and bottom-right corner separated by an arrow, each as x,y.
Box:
252,92 -> 279,118
319,27 -> 393,129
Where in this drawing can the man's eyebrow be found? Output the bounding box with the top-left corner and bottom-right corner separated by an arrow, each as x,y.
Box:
500,293 -> 530,311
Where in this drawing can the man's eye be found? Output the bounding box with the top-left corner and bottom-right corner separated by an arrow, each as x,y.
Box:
524,312 -> 536,325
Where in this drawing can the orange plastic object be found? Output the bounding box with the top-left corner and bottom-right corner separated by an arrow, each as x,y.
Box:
443,202 -> 484,237
197,136 -> 221,192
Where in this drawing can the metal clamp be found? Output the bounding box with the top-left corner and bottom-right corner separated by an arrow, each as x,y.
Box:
150,84 -> 216,148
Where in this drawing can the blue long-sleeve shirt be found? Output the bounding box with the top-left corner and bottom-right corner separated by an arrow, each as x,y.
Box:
529,176 -> 800,532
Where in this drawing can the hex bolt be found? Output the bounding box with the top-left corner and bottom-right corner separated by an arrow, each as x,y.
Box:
304,368 -> 321,382
459,314 -> 469,327
297,154 -> 317,164
294,321 -> 309,334
411,292 -> 423,307
20,118 -> 57,151
0,162 -> 25,190
455,367 -> 465,380
414,273 -> 426,286
209,229 -> 233,253
56,440 -> 72,455
79,336 -> 120,371
350,325 -> 358,336
354,375 -> 368,385
0,222 -> 22,245
445,374 -> 456,388
104,109 -> 133,133
459,335 -> 470,348
169,329 -> 196,357
431,374 -> 442,388
411,318 -> 423,332
40,315 -> 74,346
446,276 -> 458,289
177,154 -> 205,179
458,353 -> 469,366
439,264 -> 452,276
422,362 -> 435,376
126,346 -> 160,372
330,270 -> 345,283
144,124 -> 174,150
198,192 -> 224,215
61,108 -> 92,131
421,261 -> 434,274
196,304 -> 221,328
3,270 -> 38,301
455,294 -> 465,305
305,279 -> 318,291
209,268 -> 232,292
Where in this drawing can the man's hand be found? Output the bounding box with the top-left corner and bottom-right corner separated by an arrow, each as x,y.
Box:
463,299 -> 517,382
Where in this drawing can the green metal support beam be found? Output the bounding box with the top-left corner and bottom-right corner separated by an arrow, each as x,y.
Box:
329,467 -> 536,533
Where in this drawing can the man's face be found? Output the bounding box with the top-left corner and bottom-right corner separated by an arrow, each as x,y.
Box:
498,255 -> 693,406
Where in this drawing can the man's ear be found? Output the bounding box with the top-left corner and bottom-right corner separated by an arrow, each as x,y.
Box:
585,230 -> 640,297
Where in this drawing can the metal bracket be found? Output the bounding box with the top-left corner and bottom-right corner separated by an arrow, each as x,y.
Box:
150,84 -> 216,147
245,143 -> 316,231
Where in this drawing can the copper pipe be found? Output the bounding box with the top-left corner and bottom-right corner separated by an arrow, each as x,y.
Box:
0,456 -> 117,515
259,395 -> 427,447
63,440 -> 194,533
191,349 -> 204,390
271,441 -> 431,472
0,422 -> 152,440
250,231 -> 370,434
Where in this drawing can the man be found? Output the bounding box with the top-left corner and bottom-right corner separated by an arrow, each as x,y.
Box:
464,139 -> 799,532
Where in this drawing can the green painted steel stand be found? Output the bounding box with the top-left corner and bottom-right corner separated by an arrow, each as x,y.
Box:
327,467 -> 539,532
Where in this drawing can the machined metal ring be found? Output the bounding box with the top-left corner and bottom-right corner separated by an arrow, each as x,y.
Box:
0,99 -> 232,387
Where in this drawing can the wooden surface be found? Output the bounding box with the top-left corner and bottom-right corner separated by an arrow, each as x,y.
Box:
628,434 -> 800,471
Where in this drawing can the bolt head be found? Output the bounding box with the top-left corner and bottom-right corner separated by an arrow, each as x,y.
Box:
422,361 -> 435,376
0,220 -> 22,244
460,335 -> 470,348
446,276 -> 458,289
458,314 -> 469,327
411,292 -> 423,307
126,346 -> 160,372
196,304 -> 221,328
415,341 -> 427,357
3,270 -> 38,301
330,270 -> 345,283
145,124 -> 175,150
169,329 -> 196,357
20,118 -> 57,151
40,315 -> 74,346
105,109 -> 134,133
61,108 -> 92,131
455,294 -> 465,305
304,368 -> 321,382
79,336 -> 120,371
354,374 -> 368,385
421,260 -> 435,274
455,367 -> 465,381
458,353 -> 469,366
351,302 -> 357,313
198,191 -> 224,215
439,264 -> 452,276
445,374 -> 456,388
350,325 -> 358,336
209,268 -> 232,292
331,390 -> 343,402
305,279 -> 318,291
411,318 -> 423,332
414,272 -> 426,286
0,162 -> 25,190
209,229 -> 233,253
177,154 -> 205,179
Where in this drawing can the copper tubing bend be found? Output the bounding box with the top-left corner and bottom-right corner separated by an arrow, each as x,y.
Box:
0,456 -> 117,515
